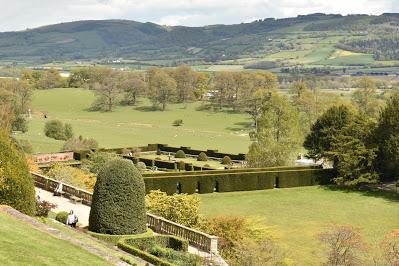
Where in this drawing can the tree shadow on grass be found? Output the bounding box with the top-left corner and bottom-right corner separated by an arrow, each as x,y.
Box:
321,185 -> 399,203
226,121 -> 253,132
134,106 -> 162,112
195,104 -> 242,114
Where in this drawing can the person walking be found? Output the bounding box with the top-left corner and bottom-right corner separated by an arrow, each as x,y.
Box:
54,181 -> 63,196
66,210 -> 78,228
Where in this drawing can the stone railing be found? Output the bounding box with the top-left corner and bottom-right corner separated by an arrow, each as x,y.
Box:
147,212 -> 218,253
31,172 -> 219,254
32,172 -> 93,206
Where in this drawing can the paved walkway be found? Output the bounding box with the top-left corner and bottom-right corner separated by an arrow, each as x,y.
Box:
36,188 -> 91,226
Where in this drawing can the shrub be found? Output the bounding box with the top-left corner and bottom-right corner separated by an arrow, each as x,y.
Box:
175,150 -> 186,158
12,115 -> 28,133
86,151 -> 118,174
136,162 -> 147,172
380,230 -> 399,266
55,211 -> 69,224
44,120 -> 67,140
172,119 -> 183,127
197,152 -> 208,162
64,123 -> 74,139
62,136 -> 99,151
36,200 -> 57,217
318,225 -> 369,266
15,139 -> 34,154
232,238 -> 286,266
0,129 -> 36,215
47,163 -> 96,191
200,216 -> 270,260
145,190 -> 201,228
221,156 -> 232,165
89,158 -> 147,235
177,161 -> 185,171
149,246 -> 203,266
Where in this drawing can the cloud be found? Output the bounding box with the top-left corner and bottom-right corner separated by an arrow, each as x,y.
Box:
0,0 -> 396,31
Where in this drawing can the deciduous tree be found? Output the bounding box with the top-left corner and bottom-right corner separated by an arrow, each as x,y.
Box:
246,94 -> 301,167
147,67 -> 176,111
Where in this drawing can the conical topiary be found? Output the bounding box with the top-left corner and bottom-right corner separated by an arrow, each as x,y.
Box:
89,158 -> 146,235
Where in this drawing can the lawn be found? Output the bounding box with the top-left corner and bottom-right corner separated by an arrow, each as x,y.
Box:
199,186 -> 399,265
0,211 -> 110,265
17,88 -> 252,154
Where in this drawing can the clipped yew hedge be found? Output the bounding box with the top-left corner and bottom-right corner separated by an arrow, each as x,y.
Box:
117,232 -> 188,266
175,150 -> 186,158
197,152 -> 208,161
89,158 -> 147,235
143,168 -> 334,195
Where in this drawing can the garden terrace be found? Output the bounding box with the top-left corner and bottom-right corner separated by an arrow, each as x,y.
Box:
32,172 -> 220,254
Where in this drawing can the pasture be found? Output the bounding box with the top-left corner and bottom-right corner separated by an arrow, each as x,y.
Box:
199,186 -> 399,265
16,88 -> 252,153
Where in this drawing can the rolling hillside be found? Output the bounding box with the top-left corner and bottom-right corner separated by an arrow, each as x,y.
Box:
1,13 -> 399,68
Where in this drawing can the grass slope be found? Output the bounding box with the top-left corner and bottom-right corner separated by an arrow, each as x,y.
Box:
16,88 -> 251,153
0,211 -> 110,265
199,186 -> 399,265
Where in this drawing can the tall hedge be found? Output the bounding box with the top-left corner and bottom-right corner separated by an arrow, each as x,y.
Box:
89,158 -> 147,235
0,130 -> 36,215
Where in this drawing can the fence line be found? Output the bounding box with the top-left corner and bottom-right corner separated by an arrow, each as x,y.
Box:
31,172 -> 218,253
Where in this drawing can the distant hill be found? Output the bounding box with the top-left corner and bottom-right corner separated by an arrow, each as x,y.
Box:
1,13 -> 399,66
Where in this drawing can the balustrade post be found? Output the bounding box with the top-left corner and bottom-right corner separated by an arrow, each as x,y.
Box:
209,236 -> 218,253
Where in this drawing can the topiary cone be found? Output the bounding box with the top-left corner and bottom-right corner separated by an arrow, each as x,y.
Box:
89,158 -> 147,235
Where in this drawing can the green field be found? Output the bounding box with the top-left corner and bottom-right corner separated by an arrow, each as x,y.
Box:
199,186 -> 399,265
0,211 -> 110,265
16,88 -> 252,153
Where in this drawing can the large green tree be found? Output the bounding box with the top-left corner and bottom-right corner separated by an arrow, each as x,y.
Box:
240,71 -> 278,130
92,72 -> 121,112
375,93 -> 399,180
351,77 -> 381,120
0,79 -> 32,132
147,67 -> 176,111
119,72 -> 147,106
246,94 -> 301,167
326,116 -> 379,186
0,129 -> 36,215
304,105 -> 355,160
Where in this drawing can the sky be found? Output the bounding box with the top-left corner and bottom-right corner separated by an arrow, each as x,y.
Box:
0,0 -> 397,32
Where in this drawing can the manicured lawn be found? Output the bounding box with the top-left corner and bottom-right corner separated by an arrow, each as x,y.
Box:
16,88 -> 251,153
0,212 -> 110,265
199,186 -> 399,265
